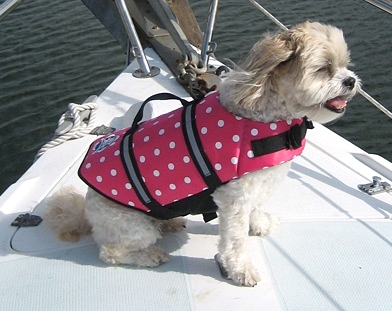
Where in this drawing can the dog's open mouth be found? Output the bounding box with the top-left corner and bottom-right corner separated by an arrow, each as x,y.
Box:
324,97 -> 347,113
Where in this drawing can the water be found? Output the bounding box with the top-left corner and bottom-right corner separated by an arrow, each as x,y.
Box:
0,0 -> 391,194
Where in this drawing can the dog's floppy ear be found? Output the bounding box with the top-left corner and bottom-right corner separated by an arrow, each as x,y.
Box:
243,31 -> 298,73
220,29 -> 302,111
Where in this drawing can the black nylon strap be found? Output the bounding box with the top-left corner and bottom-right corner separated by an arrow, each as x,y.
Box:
132,93 -> 194,129
251,117 -> 313,157
122,93 -> 220,221
123,93 -> 193,215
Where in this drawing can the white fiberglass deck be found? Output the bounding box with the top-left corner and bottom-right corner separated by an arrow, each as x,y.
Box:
1,49 -> 392,310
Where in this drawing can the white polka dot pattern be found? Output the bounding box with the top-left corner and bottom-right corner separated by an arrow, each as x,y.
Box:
79,91 -> 306,215
132,104 -> 207,205
79,128 -> 146,211
194,93 -> 305,182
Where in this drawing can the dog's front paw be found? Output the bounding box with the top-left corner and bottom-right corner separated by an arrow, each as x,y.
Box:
216,254 -> 260,287
249,213 -> 280,237
231,264 -> 260,287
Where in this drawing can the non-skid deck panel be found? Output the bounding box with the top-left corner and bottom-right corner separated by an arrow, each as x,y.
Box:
262,220 -> 392,311
8,215 -> 286,311
266,142 -> 392,220
0,237 -> 193,311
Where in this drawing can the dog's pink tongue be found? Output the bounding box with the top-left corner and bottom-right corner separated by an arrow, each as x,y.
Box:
326,97 -> 347,109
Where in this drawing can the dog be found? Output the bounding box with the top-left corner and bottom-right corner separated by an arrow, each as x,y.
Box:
44,21 -> 360,287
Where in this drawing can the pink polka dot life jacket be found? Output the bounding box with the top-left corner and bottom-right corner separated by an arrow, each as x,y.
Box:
78,91 -> 313,222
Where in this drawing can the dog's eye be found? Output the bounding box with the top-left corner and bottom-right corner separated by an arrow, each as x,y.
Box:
316,67 -> 327,73
315,64 -> 334,77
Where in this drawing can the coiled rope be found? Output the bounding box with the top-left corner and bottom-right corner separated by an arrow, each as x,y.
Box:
248,0 -> 392,120
35,96 -> 98,160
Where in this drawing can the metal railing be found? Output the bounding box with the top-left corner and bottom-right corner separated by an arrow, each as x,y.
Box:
200,0 -> 219,68
3,0 -> 391,114
364,0 -> 392,14
0,0 -> 24,21
114,0 -> 160,78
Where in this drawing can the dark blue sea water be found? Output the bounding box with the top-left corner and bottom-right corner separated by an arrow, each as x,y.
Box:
1,0 -> 391,194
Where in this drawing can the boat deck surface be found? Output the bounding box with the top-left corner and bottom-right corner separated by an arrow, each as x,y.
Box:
1,49 -> 392,311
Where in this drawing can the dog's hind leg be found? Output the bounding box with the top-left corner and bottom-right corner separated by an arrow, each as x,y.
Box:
92,214 -> 170,267
160,217 -> 187,233
99,218 -> 186,266
99,244 -> 170,267
98,218 -> 187,266
85,189 -> 169,267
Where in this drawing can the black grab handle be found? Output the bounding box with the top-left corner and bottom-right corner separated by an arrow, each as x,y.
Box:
132,93 -> 194,129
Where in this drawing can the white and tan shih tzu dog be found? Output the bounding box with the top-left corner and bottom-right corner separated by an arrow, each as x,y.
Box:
44,21 -> 360,287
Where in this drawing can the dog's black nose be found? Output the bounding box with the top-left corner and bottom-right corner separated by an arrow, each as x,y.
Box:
343,77 -> 356,90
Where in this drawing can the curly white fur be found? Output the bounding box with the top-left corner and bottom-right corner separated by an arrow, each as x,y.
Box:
44,21 -> 360,286
44,186 -> 92,242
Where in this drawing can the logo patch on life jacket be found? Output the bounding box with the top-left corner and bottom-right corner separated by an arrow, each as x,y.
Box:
92,134 -> 120,153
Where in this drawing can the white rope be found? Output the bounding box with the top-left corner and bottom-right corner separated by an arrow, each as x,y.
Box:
35,100 -> 98,160
248,0 -> 392,120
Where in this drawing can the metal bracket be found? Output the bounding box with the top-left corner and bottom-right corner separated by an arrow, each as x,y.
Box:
89,125 -> 116,135
358,176 -> 391,195
11,213 -> 42,227
133,66 -> 161,79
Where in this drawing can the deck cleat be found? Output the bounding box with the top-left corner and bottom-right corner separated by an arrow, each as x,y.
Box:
358,176 -> 391,195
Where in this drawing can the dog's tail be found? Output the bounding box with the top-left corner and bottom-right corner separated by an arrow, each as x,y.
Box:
44,186 -> 92,242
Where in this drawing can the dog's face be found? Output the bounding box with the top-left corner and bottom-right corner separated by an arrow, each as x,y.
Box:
220,21 -> 360,124
273,22 -> 360,123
